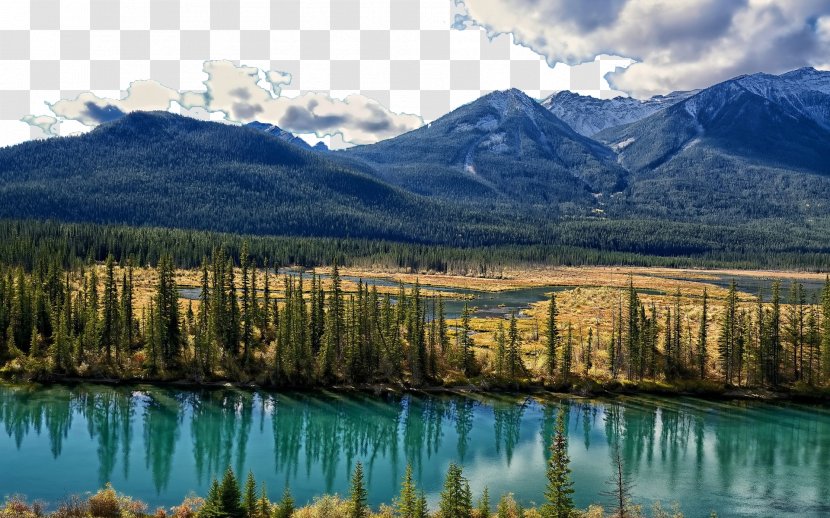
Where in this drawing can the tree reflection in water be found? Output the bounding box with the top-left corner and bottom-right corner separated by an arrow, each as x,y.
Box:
0,384 -> 828,516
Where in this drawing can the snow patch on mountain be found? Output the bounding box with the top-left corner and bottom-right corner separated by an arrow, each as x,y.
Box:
543,90 -> 695,136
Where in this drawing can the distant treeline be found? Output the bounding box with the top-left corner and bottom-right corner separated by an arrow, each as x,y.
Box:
2,218 -> 830,273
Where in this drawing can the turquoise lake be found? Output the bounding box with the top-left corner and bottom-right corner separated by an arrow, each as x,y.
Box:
1,384 -> 828,516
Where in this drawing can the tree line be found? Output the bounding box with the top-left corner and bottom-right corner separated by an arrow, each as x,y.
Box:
3,218 -> 830,276
1,245 -> 829,390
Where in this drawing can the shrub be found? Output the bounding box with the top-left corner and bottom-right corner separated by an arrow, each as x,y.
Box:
87,485 -> 121,518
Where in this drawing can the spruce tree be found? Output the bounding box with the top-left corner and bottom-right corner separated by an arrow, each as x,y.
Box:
349,462 -> 369,518
438,463 -> 472,518
101,254 -> 118,362
770,280 -> 782,385
541,408 -> 575,518
199,478 -> 223,518
396,464 -> 417,518
273,487 -> 294,518
242,471 -> 258,518
625,278 -> 639,380
459,303 -> 474,376
240,242 -> 253,368
257,485 -> 271,518
507,312 -> 524,380
477,486 -> 491,518
719,281 -> 738,384
494,322 -> 506,378
822,275 -> 830,384
672,288 -> 682,370
415,491 -> 429,518
561,324 -> 573,379
219,466 -> 244,518
546,293 -> 559,377
697,288 -> 708,379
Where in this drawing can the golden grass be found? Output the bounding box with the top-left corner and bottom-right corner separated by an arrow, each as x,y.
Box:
74,262 -> 821,380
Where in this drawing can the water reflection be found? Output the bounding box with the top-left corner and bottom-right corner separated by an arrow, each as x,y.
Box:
0,384 -> 828,517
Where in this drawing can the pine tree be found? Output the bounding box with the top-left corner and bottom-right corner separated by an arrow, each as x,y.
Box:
349,462 -> 369,518
697,287 -> 708,379
51,293 -> 74,373
494,321 -> 506,378
477,487 -> 491,518
330,262 -> 345,361
438,463 -> 472,518
199,478 -> 223,518
119,260 -> 134,367
437,296 -> 449,356
459,303 -> 474,376
541,408 -> 574,518
583,327 -> 593,377
672,288 -> 682,371
273,487 -> 294,518
101,254 -> 118,362
242,471 -> 258,518
395,464 -> 418,518
154,255 -> 181,369
546,293 -> 559,377
219,466 -> 244,518
256,484 -> 271,518
625,278 -> 639,380
821,275 -> 830,384
561,323 -> 573,379
415,492 -> 429,518
770,280 -> 782,386
608,299 -> 618,379
240,242 -> 253,368
719,281 -> 738,384
663,308 -> 673,378
806,306 -> 819,385
507,312 -> 524,380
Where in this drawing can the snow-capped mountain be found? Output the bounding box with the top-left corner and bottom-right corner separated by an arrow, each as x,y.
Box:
598,67 -> 830,175
345,88 -> 626,205
730,67 -> 830,131
542,90 -> 695,136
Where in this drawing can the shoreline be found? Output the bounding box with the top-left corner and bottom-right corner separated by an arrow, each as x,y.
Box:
4,373 -> 828,406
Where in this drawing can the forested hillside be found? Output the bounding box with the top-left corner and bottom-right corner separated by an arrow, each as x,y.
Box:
0,111 -> 542,246
2,69 -> 830,264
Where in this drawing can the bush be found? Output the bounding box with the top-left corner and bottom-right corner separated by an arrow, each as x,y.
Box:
1,496 -> 43,518
171,496 -> 204,518
51,496 -> 88,518
86,484 -> 147,518
293,495 -> 351,518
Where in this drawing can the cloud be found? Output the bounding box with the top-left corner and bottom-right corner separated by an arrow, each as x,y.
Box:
456,0 -> 830,97
24,60 -> 422,145
48,80 -> 180,126
20,115 -> 59,136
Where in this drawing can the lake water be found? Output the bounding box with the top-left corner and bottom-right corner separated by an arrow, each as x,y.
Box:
1,384 -> 828,516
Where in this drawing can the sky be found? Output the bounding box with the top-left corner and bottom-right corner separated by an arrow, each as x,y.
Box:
1,0 -> 829,148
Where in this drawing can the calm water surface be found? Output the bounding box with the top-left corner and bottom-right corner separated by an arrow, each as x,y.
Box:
1,384 -> 828,517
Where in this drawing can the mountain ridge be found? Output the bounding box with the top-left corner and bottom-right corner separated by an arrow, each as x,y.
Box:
3,68 -> 830,253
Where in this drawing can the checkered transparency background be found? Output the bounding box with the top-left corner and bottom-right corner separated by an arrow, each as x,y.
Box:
0,0 -> 624,147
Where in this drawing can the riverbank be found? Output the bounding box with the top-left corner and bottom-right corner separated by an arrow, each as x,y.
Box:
5,371 -> 829,405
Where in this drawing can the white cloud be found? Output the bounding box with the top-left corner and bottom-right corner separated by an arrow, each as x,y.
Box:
24,61 -> 423,145
456,0 -> 830,97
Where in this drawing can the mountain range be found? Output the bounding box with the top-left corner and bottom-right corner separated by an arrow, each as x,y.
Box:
1,67 -> 830,255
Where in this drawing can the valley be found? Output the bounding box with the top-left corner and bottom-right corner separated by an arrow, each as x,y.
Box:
3,66 -> 830,517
